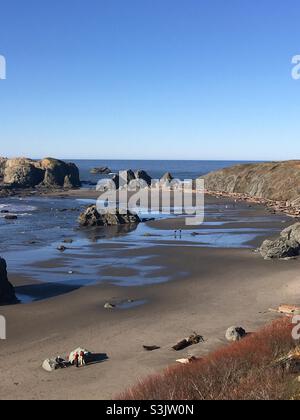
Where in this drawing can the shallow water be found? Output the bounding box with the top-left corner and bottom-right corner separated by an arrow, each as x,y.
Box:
0,190 -> 291,303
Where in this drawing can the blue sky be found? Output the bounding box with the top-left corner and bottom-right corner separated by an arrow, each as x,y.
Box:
0,0 -> 299,160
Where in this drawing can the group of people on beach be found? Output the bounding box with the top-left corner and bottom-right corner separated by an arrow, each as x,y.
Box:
72,351 -> 86,368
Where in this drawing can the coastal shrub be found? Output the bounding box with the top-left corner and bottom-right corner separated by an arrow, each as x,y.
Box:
118,319 -> 300,400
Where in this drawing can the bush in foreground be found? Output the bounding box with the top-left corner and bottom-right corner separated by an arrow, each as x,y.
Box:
119,319 -> 300,400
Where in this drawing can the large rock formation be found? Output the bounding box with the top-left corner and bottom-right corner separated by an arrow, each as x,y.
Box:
0,157 -> 81,189
78,205 -> 141,227
0,257 -> 18,305
259,223 -> 300,259
203,161 -> 300,203
112,169 -> 152,189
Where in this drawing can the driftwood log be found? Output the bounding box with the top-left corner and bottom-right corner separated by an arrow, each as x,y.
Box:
172,333 -> 204,351
143,345 -> 160,352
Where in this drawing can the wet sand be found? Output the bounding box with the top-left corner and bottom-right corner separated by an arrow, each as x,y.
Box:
0,191 -> 299,400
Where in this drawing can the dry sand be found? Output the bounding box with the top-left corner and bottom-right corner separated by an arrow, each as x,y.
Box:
0,192 -> 299,400
1,249 -> 300,400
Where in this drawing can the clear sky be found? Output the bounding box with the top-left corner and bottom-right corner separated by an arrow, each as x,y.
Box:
0,0 -> 300,160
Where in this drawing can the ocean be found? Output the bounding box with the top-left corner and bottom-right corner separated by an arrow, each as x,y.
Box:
72,160 -> 254,184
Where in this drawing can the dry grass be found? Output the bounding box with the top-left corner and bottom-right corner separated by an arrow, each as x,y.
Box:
118,319 -> 300,400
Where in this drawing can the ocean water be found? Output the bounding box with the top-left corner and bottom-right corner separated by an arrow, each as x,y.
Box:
72,160 -> 255,184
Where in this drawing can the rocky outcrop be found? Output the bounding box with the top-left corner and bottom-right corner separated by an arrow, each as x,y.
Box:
0,157 -> 81,189
259,223 -> 300,259
0,257 -> 18,305
112,170 -> 136,189
112,169 -> 152,189
39,158 -> 80,189
160,172 -> 174,184
135,170 -> 152,186
78,205 -> 141,227
203,161 -> 300,203
90,167 -> 111,175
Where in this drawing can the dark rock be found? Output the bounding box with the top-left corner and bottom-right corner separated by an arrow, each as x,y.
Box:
135,170 -> 152,186
90,167 -> 111,175
57,245 -> 67,252
160,172 -> 174,184
0,257 -> 18,305
78,205 -> 141,227
112,170 -> 136,189
4,215 -> 18,220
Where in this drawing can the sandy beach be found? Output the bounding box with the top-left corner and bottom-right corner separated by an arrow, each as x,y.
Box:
0,191 -> 299,400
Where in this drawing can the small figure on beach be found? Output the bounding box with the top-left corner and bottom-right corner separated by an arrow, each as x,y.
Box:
174,230 -> 177,238
79,351 -> 86,366
74,352 -> 79,368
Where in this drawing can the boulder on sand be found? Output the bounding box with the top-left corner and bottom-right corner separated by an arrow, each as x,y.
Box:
42,358 -> 60,372
259,223 -> 300,259
0,257 -> 18,305
78,205 -> 141,227
42,357 -> 70,372
225,326 -> 246,342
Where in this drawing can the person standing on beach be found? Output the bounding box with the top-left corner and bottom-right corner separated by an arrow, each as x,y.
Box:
79,351 -> 86,366
74,353 -> 79,368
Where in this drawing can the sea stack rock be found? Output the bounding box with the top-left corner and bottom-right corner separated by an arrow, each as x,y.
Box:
0,257 -> 18,305
112,170 -> 136,189
0,157 -> 81,189
259,223 -> 300,259
90,167 -> 111,175
78,205 -> 141,227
